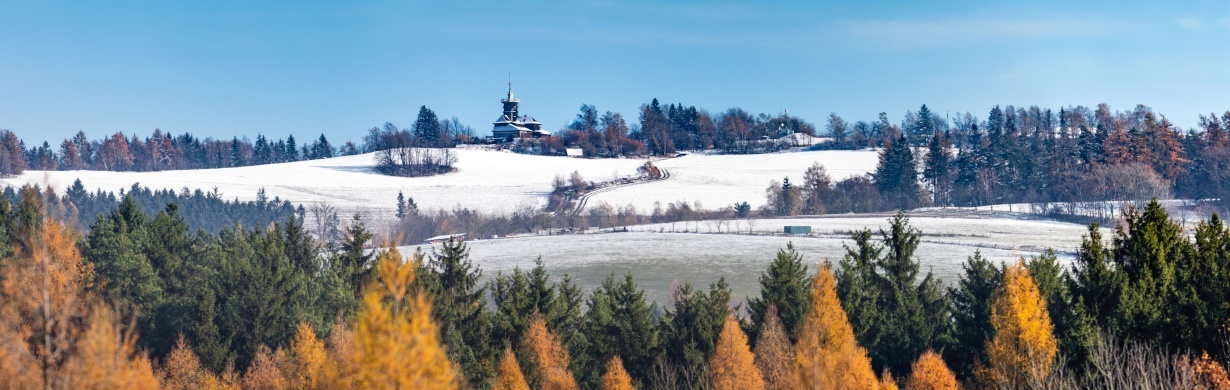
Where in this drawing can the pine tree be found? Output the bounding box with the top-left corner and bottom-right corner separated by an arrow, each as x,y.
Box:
837,213 -> 950,376
946,251 -> 1001,378
874,135 -> 924,210
923,130 -> 953,206
753,305 -> 794,390
982,261 -> 1057,388
421,238 -> 494,388
904,350 -> 957,390
1111,200 -> 1189,345
397,191 -> 407,220
580,273 -> 659,388
1025,251 -> 1096,371
708,314 -> 765,390
746,243 -> 810,343
414,106 -> 443,147
494,346 -> 530,390
661,278 -> 731,383
793,263 -> 879,389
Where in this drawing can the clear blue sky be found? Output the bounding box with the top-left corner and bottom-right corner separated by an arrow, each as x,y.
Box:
2,1 -> 1228,145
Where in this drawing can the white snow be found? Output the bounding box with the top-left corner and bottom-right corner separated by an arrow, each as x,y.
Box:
1,148 -> 879,225
587,150 -> 880,211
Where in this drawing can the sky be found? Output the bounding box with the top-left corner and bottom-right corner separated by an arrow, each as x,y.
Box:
2,1 -> 1228,146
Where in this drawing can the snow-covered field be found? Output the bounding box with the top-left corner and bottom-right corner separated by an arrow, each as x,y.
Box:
405,209 -> 1097,306
1,148 -> 878,224
586,150 -> 880,211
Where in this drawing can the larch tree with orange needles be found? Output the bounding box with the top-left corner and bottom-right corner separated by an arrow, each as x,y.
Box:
904,350 -> 957,390
600,356 -> 634,390
708,314 -> 765,390
753,305 -> 794,390
982,261 -> 1057,388
282,321 -> 326,390
0,218 -> 94,389
354,248 -> 456,389
493,346 -> 530,390
158,336 -> 224,390
64,304 -> 160,390
241,345 -> 287,390
793,263 -> 880,390
522,313 -> 578,390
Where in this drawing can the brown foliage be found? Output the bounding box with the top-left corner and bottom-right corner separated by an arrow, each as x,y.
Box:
242,345 -> 287,390
982,261 -> 1057,389
600,356 -> 635,390
792,262 -> 879,389
1180,352 -> 1230,390
753,305 -> 795,390
904,350 -> 957,390
709,314 -> 765,390
318,321 -> 358,389
494,346 -> 530,390
523,314 -> 578,390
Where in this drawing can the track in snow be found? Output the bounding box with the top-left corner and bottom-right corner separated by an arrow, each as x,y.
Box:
570,168 -> 671,217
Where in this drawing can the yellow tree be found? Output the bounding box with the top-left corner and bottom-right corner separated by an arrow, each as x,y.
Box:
754,305 -> 794,390
600,356 -> 634,390
709,314 -> 765,390
159,336 -> 225,390
493,346 -> 530,390
793,263 -> 880,389
64,304 -> 160,390
904,350 -> 957,390
354,248 -> 456,389
983,261 -> 1057,388
522,314 -> 578,390
0,219 -> 94,389
282,322 -> 326,390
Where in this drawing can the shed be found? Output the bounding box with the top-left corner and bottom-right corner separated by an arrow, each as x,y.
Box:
565,148 -> 584,157
783,226 -> 812,234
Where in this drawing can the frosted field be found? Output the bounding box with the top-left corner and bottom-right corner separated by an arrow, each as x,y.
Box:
587,150 -> 880,211
1,148 -> 878,224
405,211 -> 1101,306
1,149 -> 645,223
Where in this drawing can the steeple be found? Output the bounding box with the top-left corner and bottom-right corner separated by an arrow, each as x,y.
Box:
500,75 -> 519,120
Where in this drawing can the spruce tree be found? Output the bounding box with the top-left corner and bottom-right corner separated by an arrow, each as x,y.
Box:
945,251 -> 1001,379
874,135 -> 923,210
1026,251 -> 1096,371
414,105 -> 443,147
396,191 -> 406,220
580,273 -> 659,389
660,278 -> 731,386
745,243 -> 811,343
421,238 -> 495,388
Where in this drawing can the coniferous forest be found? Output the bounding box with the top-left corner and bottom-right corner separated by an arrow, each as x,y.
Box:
3,182 -> 1230,389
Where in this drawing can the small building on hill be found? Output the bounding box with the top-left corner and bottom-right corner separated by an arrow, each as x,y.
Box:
491,83 -> 550,142
424,233 -> 466,244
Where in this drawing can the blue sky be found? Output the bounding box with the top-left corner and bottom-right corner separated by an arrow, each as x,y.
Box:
2,1 -> 1228,145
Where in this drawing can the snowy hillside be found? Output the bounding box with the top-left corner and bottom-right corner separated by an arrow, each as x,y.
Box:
1,148 -> 879,223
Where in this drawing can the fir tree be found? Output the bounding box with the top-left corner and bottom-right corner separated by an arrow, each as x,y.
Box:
874,135 -> 924,210
421,238 -> 495,388
946,251 -> 1001,379
580,273 -> 659,389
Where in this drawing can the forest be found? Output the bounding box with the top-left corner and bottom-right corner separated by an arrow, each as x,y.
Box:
2,182 -> 1230,389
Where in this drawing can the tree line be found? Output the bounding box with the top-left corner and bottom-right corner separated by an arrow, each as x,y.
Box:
5,180 -> 296,235
3,184 -> 1230,388
0,105 -> 476,176
762,105 -> 1230,218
